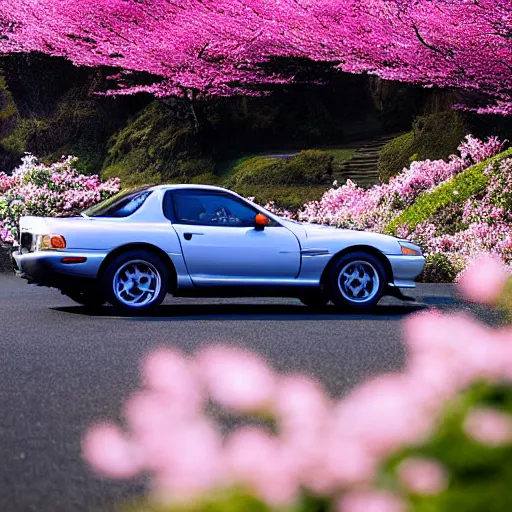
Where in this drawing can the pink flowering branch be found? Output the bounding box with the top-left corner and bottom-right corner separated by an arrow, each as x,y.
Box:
0,1 -> 510,112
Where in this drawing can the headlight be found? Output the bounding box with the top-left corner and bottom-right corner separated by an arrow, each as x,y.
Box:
36,234 -> 67,250
399,241 -> 422,256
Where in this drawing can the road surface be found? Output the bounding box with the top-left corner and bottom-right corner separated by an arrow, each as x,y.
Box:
0,275 -> 477,512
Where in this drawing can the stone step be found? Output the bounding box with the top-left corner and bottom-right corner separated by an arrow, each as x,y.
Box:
347,157 -> 379,164
350,153 -> 380,159
343,164 -> 378,171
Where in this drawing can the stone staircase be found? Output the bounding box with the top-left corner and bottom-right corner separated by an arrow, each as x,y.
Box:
334,134 -> 400,188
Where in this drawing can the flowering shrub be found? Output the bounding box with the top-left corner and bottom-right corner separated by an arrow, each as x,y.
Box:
265,135 -> 509,278
0,154 -> 120,244
83,255 -> 512,511
404,158 -> 512,269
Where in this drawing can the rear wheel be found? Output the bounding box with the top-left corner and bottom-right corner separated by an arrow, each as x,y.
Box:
103,250 -> 168,313
328,251 -> 386,310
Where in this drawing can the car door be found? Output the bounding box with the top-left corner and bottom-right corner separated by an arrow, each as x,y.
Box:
167,190 -> 301,285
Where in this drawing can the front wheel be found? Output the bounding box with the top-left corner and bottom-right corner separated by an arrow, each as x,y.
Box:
103,250 -> 168,313
328,252 -> 386,310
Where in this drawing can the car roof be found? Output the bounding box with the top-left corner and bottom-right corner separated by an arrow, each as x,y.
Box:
149,184 -> 233,193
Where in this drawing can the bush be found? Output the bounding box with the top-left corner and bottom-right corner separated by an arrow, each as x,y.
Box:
386,148 -> 512,235
288,150 -> 333,183
226,150 -> 334,189
225,157 -> 289,188
378,111 -> 467,182
416,253 -> 458,283
0,154 -> 119,244
378,132 -> 415,182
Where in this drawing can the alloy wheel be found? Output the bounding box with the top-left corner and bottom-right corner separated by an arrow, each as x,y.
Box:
338,260 -> 380,304
113,259 -> 162,308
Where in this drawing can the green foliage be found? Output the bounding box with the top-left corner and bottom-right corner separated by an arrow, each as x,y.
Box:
427,203 -> 468,236
102,102 -> 203,185
382,383 -> 512,512
123,489 -> 272,512
1,118 -> 50,155
179,159 -> 216,179
226,150 -> 335,189
0,75 -> 17,124
123,487 -> 329,512
0,82 -> 122,174
386,148 -> 512,235
225,157 -> 288,187
378,132 -> 415,182
190,172 -> 221,185
328,148 -> 357,170
416,253 -> 458,283
378,111 -> 467,182
230,185 -> 328,209
289,150 -> 334,183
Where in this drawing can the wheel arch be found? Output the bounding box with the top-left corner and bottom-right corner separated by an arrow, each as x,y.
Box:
97,243 -> 177,293
320,245 -> 393,289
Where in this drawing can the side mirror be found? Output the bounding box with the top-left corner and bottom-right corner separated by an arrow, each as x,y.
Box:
254,213 -> 270,230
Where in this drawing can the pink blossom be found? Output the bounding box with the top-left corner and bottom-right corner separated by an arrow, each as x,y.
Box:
458,255 -> 509,305
331,373 -> 434,457
141,348 -> 202,416
397,457 -> 448,495
274,374 -> 330,439
2,1 -> 511,112
82,423 -> 141,479
319,440 -> 379,488
224,427 -> 299,506
151,420 -> 224,503
464,407 -> 512,446
196,346 -> 276,413
338,490 -> 406,512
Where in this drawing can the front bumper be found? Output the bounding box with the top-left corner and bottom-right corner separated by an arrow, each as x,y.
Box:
387,254 -> 426,288
13,250 -> 106,289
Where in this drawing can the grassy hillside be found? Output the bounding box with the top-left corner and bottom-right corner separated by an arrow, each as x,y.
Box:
386,148 -> 512,235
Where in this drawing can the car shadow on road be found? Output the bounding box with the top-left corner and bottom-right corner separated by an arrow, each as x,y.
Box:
51,302 -> 429,320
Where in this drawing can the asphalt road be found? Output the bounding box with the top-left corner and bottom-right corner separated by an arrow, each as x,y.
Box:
0,275 -> 471,512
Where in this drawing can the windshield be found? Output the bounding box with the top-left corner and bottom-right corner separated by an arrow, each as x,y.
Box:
82,187 -> 152,218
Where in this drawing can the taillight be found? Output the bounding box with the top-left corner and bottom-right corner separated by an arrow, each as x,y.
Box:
40,234 -> 67,250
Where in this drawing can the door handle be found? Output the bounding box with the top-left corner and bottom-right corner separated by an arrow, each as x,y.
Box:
183,232 -> 204,240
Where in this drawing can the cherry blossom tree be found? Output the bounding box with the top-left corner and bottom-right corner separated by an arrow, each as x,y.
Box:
0,0 -> 510,113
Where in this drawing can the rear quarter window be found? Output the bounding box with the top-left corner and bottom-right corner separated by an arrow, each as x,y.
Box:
84,189 -> 152,218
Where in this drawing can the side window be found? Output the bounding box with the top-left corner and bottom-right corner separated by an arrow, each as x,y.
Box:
172,192 -> 259,227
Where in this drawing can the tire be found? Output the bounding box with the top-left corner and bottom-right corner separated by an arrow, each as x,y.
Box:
63,290 -> 106,308
299,295 -> 329,309
102,250 -> 168,313
328,251 -> 387,310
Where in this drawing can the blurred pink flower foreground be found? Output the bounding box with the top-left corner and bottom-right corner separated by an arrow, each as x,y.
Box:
458,255 -> 509,304
83,254 -> 512,510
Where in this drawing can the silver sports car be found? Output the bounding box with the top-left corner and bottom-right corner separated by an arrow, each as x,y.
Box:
13,184 -> 425,312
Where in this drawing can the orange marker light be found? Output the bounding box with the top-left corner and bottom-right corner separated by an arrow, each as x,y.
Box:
401,246 -> 421,256
255,213 -> 270,227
